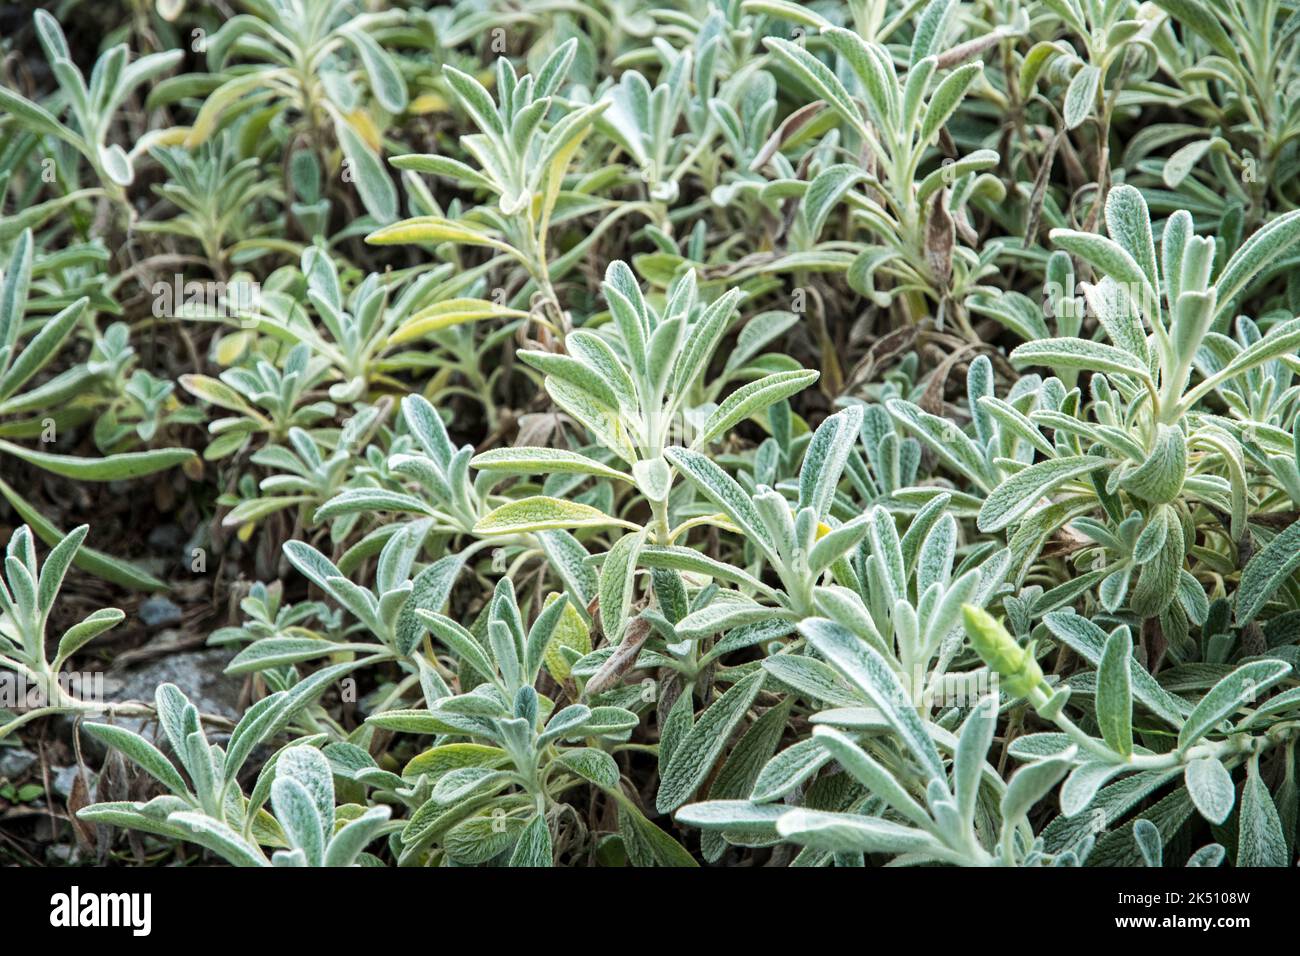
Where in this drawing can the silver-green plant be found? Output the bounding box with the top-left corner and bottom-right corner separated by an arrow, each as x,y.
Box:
79,685 -> 391,866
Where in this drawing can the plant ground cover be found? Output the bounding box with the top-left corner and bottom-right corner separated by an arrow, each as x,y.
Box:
1,0 -> 1300,869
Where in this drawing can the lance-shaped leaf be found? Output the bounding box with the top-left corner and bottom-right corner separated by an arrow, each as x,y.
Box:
1043,612 -> 1189,727
1184,757 -> 1235,825
470,447 -> 631,483
977,455 -> 1107,532
664,446 -> 777,559
1236,519 -> 1300,625
798,617 -> 945,781
1050,227 -> 1156,309
816,725 -> 935,830
749,738 -> 833,803
1213,208 -> 1300,322
389,299 -> 527,344
886,399 -> 996,491
674,799 -> 786,844
1062,64 -> 1099,130
366,216 -> 516,255
774,808 -> 940,856
1095,627 -> 1133,757
694,370 -> 818,449
1009,339 -> 1152,382
639,545 -> 774,596
762,38 -> 866,139
1177,660 -> 1291,752
81,723 -> 190,798
657,669 -> 766,813
334,118 -> 396,224
919,60 -> 982,146
0,440 -> 194,481
53,607 -> 124,669
598,529 -> 645,644
168,813 -> 268,867
474,496 -> 640,534
343,28 -> 407,113
1238,759 -> 1288,867
797,405 -> 863,518
1000,753 -> 1074,826
0,297 -> 86,401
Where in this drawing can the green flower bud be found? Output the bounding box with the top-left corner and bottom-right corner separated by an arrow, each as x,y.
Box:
961,604 -> 1046,699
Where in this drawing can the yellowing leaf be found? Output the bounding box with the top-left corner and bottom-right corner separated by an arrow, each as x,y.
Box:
345,108 -> 383,152
365,216 -> 517,256
184,72 -> 274,148
408,93 -> 450,114
142,126 -> 192,150
387,298 -> 528,345
540,124 -> 592,247
214,330 -> 253,366
542,593 -> 591,681
179,374 -> 261,417
669,512 -> 743,542
474,496 -> 641,535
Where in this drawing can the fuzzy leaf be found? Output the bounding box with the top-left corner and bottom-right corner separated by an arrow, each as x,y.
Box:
475,496 -> 640,534
1237,520 -> 1300,625
657,669 -> 765,813
978,455 -> 1107,533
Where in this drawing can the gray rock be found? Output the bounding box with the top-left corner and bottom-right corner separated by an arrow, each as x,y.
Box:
58,648 -> 243,760
138,596 -> 183,628
147,523 -> 186,554
108,648 -> 243,728
52,764 -> 91,801
0,746 -> 37,780
46,844 -> 75,864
